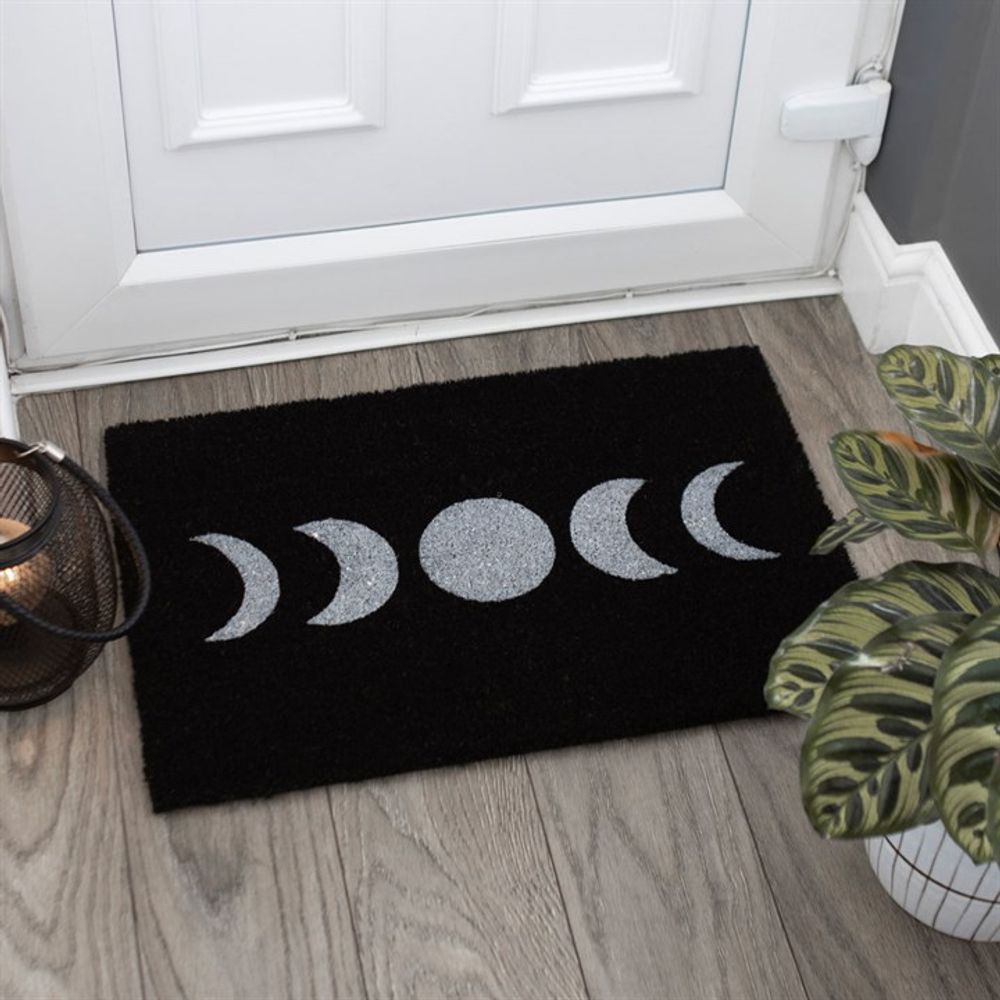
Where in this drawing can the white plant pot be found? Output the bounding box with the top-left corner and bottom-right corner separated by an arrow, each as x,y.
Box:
866,821 -> 1000,941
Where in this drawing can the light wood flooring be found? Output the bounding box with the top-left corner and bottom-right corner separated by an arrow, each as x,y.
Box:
2,298 -> 999,1000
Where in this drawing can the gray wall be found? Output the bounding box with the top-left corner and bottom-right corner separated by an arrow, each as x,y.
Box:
866,0 -> 999,341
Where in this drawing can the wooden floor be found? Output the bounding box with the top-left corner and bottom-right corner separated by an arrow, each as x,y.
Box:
3,298 -> 999,1000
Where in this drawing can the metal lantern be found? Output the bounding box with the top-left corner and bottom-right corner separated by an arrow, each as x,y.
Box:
0,438 -> 150,709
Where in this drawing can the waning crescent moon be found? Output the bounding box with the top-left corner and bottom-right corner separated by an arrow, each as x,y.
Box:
680,462 -> 780,561
295,519 -> 398,625
192,534 -> 280,642
570,479 -> 678,579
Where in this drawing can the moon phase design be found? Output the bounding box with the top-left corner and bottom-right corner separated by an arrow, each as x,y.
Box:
680,462 -> 781,561
295,519 -> 398,625
419,498 -> 555,602
193,462 -> 779,640
570,479 -> 678,580
192,533 -> 280,642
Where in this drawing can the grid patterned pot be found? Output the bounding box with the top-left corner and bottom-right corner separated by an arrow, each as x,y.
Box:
867,821 -> 1000,941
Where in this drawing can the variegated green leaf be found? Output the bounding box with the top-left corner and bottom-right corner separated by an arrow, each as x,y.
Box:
930,605 -> 1000,862
811,508 -> 886,555
981,354 -> 1000,378
830,431 -> 1000,551
988,754 -> 1000,860
877,346 -> 1000,471
962,460 -> 1000,513
802,613 -> 974,838
765,561 -> 1000,719
952,355 -> 1000,509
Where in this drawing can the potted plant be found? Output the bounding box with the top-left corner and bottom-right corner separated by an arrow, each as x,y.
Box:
765,344 -> 1000,942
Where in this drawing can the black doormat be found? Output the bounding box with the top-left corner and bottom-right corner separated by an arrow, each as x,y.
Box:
105,347 -> 852,812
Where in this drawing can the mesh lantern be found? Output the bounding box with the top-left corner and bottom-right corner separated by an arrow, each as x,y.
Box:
0,439 -> 150,709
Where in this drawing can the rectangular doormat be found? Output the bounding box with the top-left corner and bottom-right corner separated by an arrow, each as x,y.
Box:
105,347 -> 853,812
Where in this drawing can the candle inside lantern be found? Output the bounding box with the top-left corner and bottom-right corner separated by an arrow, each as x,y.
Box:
0,517 -> 54,626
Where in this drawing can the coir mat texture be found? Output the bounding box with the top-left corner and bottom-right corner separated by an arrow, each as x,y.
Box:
105,347 -> 853,813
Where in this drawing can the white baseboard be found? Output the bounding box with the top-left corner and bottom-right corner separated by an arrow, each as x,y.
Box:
0,340 -> 17,438
10,274 -> 839,397
838,192 -> 996,357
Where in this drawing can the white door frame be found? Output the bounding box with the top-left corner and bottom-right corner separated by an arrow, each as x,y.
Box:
1,1 -> 901,372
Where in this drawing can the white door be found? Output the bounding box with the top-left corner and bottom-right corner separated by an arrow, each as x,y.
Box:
116,1 -> 749,248
1,1 -> 897,367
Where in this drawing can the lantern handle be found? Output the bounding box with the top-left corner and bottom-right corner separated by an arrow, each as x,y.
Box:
16,440 -> 67,463
0,447 -> 151,643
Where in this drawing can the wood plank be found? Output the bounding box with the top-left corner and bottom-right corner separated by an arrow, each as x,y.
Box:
421,312 -> 808,999
530,732 -> 808,1000
332,760 -> 585,1000
246,338 -> 422,402
720,297 -> 1000,1000
0,394 -> 144,1000
73,373 -> 366,1000
246,344 -> 588,1000
413,322 -> 594,382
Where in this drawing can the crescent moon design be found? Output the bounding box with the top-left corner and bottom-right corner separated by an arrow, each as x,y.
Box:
295,519 -> 399,625
570,479 -> 677,580
192,534 -> 280,642
681,462 -> 781,561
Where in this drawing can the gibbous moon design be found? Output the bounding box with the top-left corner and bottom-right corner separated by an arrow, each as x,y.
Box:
295,519 -> 399,625
570,479 -> 678,580
192,534 -> 280,642
681,462 -> 781,561
419,498 -> 555,602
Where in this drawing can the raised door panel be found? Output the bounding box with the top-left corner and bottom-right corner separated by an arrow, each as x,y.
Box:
494,0 -> 713,112
154,0 -> 385,148
114,0 -> 749,249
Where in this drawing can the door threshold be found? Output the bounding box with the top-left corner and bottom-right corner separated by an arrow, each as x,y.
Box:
5,274 -> 840,426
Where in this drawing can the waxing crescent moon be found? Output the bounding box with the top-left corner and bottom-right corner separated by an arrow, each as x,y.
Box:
192,533 -> 280,642
681,462 -> 780,561
295,519 -> 399,625
570,479 -> 677,579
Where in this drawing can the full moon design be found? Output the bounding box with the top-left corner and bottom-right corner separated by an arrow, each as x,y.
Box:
570,478 -> 678,580
419,498 -> 555,602
192,533 -> 280,642
680,462 -> 781,561
295,518 -> 398,625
